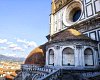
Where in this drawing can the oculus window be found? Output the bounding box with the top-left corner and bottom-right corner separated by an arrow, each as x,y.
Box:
63,1 -> 82,26
72,10 -> 81,22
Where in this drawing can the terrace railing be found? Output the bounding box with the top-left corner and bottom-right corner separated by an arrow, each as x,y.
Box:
39,68 -> 61,80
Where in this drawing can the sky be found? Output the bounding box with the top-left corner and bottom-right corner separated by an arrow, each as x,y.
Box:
0,0 -> 51,58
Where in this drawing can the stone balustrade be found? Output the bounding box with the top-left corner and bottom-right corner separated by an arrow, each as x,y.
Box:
82,72 -> 100,78
39,68 -> 61,80
15,64 -> 100,80
20,64 -> 60,80
21,64 -> 57,74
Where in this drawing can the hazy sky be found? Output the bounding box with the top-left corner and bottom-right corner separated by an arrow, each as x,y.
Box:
0,0 -> 51,58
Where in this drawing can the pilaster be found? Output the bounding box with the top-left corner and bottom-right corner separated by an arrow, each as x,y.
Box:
75,45 -> 83,67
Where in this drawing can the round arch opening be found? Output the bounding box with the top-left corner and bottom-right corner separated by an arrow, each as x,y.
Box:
62,47 -> 75,66
84,48 -> 94,66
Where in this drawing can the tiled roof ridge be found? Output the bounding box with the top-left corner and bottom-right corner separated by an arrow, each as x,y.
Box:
51,28 -> 97,42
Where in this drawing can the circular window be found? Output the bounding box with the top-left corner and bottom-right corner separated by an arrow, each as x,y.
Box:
63,1 -> 83,26
72,10 -> 81,22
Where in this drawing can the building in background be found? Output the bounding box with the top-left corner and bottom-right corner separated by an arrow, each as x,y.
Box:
15,0 -> 100,80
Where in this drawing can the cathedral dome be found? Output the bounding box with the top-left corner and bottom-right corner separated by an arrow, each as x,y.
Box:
24,44 -> 46,66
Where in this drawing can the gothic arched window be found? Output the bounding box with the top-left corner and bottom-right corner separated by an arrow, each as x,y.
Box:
84,48 -> 94,66
62,47 -> 75,66
48,49 -> 54,65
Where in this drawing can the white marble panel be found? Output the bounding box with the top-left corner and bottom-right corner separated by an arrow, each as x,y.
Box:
94,0 -> 100,13
86,4 -> 93,16
89,32 -> 96,40
54,15 -> 57,32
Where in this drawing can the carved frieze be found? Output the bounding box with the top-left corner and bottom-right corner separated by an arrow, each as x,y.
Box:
71,16 -> 100,33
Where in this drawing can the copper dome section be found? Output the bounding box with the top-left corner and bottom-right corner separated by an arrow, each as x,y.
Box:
24,44 -> 46,66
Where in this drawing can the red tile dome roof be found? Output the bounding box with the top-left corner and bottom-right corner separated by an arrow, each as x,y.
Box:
24,44 -> 46,66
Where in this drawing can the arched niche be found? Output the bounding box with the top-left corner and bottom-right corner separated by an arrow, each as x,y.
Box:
62,47 -> 75,66
48,49 -> 54,65
84,48 -> 94,66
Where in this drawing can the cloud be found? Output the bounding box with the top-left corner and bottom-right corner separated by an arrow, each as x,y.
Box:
0,39 -> 14,45
17,38 -> 27,43
9,43 -> 18,48
6,42 -> 13,45
27,41 -> 37,47
23,44 -> 28,49
9,43 -> 24,52
16,38 -> 37,48
0,47 -> 7,50
3,53 -> 17,57
12,46 -> 24,52
0,39 -> 7,44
